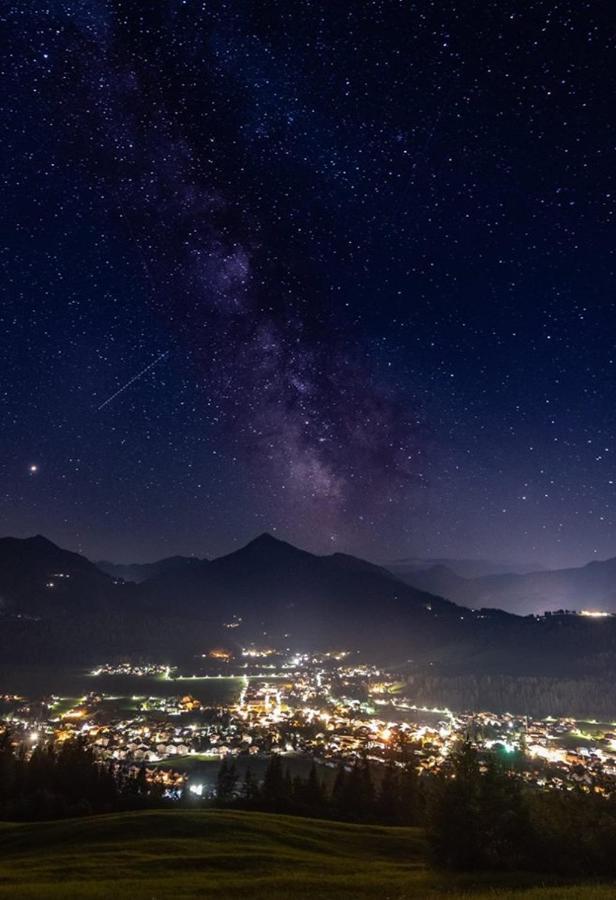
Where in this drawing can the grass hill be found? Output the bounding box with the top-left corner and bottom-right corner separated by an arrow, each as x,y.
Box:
0,809 -> 613,899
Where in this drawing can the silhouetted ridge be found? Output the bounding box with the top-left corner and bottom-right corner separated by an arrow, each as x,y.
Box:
0,534 -> 116,617
327,552 -> 393,577
396,554 -> 616,614
213,533 -> 312,566
96,554 -> 205,583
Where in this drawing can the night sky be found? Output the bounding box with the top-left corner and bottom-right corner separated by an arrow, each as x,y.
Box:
1,1 -> 614,567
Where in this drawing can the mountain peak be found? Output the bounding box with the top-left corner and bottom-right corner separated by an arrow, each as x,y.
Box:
212,532 -> 312,569
29,534 -> 58,548
0,534 -> 60,552
249,532 -> 283,546
241,531 -> 304,553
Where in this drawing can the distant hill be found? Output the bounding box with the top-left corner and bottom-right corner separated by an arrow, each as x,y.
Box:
96,555 -> 205,584
390,564 -> 471,603
397,557 -> 616,615
388,557 -> 546,580
0,535 -> 198,664
0,808 -> 606,899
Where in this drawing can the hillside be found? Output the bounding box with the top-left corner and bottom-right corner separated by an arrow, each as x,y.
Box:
0,809 -> 611,899
396,557 -> 616,615
96,555 -> 206,584
388,557 -> 545,579
0,535 -> 118,616
136,532 -> 461,652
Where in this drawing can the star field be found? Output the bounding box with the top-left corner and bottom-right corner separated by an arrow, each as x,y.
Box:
0,1 -> 614,566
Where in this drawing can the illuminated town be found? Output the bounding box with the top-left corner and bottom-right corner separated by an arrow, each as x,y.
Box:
3,647 -> 616,800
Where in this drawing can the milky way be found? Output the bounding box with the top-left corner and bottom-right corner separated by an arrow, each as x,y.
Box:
1,2 -> 614,565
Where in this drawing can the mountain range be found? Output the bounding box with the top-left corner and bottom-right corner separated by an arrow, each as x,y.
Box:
82,543 -> 616,618
394,557 -> 616,615
387,557 -> 546,580
0,533 -> 457,664
1,533 -> 616,679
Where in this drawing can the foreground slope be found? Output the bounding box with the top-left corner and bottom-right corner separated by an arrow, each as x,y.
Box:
0,810 -> 612,899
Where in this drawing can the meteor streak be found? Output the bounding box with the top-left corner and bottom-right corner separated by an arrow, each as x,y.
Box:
97,351 -> 169,411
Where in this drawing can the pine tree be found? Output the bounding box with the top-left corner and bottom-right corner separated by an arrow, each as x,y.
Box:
262,754 -> 286,807
0,728 -> 17,804
428,739 -> 483,869
337,758 -> 374,821
331,763 -> 348,818
398,758 -> 421,825
291,774 -> 304,805
305,762 -> 324,813
217,757 -> 229,800
135,766 -> 148,797
241,766 -> 259,803
479,758 -> 530,869
216,757 -> 238,804
359,757 -> 375,819
376,758 -> 399,823
283,767 -> 293,804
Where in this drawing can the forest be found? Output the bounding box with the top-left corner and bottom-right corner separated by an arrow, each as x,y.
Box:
406,672 -> 616,719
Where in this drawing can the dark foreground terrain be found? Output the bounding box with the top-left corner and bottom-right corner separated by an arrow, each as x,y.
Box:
0,809 -> 612,899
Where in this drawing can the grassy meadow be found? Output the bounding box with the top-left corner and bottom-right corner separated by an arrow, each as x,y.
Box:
0,809 -> 613,899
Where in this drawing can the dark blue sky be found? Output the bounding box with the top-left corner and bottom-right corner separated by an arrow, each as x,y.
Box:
1,1 -> 614,566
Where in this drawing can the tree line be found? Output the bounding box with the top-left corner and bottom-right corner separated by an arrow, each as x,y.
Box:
406,672 -> 616,719
0,730 -> 161,820
428,739 -> 616,876
215,753 -> 423,824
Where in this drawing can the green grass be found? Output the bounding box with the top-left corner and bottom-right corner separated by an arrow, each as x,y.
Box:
0,810 -> 613,899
